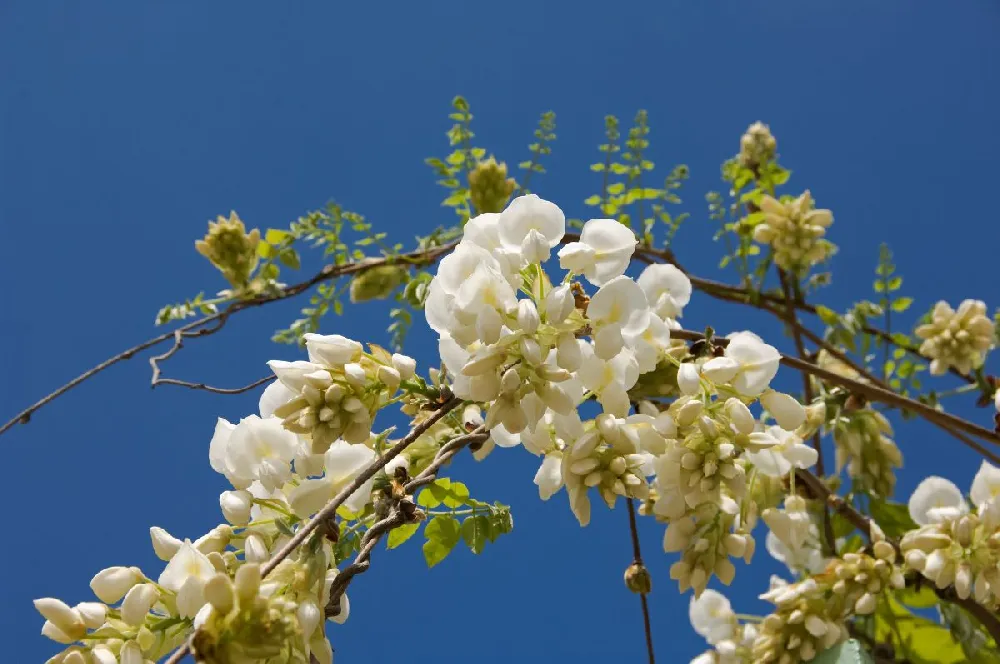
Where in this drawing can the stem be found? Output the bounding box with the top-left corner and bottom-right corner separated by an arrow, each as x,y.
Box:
626,498 -> 655,664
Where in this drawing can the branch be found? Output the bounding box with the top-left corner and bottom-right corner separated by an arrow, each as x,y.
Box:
324,428 -> 489,615
670,329 -> 1000,454
0,239 -> 457,438
163,395 -> 464,664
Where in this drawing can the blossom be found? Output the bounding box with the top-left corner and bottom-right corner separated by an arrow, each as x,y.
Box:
758,390 -> 806,431
210,415 -> 299,491
637,263 -> 692,322
90,566 -> 141,604
497,193 -> 565,259
722,331 -> 780,397
558,218 -> 637,286
971,461 -> 1000,510
745,426 -> 817,478
752,191 -> 835,274
587,275 -> 651,359
915,299 -> 995,375
158,540 -> 216,618
688,589 -> 736,645
288,440 -> 376,517
908,476 -> 968,525
577,343 -> 640,416
739,121 -> 777,167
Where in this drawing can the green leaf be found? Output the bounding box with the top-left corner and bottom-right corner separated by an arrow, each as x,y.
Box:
461,515 -> 490,554
875,597 -> 965,663
869,499 -> 917,538
257,241 -> 276,259
590,163 -> 605,172
892,297 -> 914,312
278,248 -> 301,270
607,182 -> 625,195
386,523 -> 419,550
422,515 -> 460,567
896,585 -> 939,609
442,481 -> 469,508
583,194 -> 601,206
888,276 -> 903,291
265,229 -> 291,245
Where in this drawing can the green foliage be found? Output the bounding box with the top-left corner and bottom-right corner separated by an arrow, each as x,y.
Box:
873,596 -> 967,663
868,499 -> 917,539
584,111 -> 688,246
518,110 -> 557,193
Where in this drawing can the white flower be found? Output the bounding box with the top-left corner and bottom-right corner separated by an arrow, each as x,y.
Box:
213,415 -> 299,491
689,589 -> 735,645
624,313 -> 672,372
558,218 -> 637,286
908,476 -> 968,525
158,541 -> 216,618
766,528 -> 827,575
915,299 -> 995,375
534,454 -> 564,500
577,343 -> 640,417
637,264 -> 692,321
587,276 -> 651,359
971,461 -> 1000,510
259,380 -> 296,418
723,331 -> 780,396
289,440 -> 376,517
498,194 -> 565,251
745,426 -> 817,477
303,333 -> 363,366
267,359 -> 325,393
762,496 -> 811,551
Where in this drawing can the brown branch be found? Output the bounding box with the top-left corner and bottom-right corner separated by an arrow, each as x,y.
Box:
325,428 -> 489,615
0,239 -> 457,439
151,375 -> 276,395
670,329 -> 1000,452
626,498 -> 655,664
163,395 -> 464,664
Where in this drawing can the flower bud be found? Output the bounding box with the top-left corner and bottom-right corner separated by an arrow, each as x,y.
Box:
194,212 -> 260,288
194,526 -> 231,555
90,566 -> 141,604
624,562 -> 652,594
391,353 -> 416,381
220,490 -> 253,526
702,357 -> 739,384
33,599 -> 85,640
149,527 -> 182,561
677,363 -> 701,396
136,626 -> 156,651
349,265 -> 408,303
297,599 -> 322,638
760,390 -> 806,431
204,574 -> 235,614
234,563 -> 261,602
121,583 -> 159,626
544,284 -> 574,323
725,398 -> 756,435
245,533 -> 269,563
119,641 -> 143,664
556,333 -> 582,372
521,229 -> 550,264
517,299 -> 541,334
873,540 -> 895,562
468,157 -> 516,214
74,602 -> 107,630
63,652 -> 86,664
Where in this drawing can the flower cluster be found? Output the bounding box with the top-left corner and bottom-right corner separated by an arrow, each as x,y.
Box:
689,590 -> 758,664
424,194 -> 816,595
914,299 -> 995,376
903,461 -> 1000,607
738,121 -> 777,169
194,211 -> 261,289
751,191 -> 835,275
832,405 -> 902,498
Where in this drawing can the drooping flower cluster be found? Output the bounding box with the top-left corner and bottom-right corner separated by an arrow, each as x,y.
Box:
902,462 -> 1000,608
194,211 -> 261,289
831,405 -> 902,498
914,299 -> 995,376
423,194 -> 817,596
751,191 -> 835,275
752,524 -> 902,663
688,589 -> 758,664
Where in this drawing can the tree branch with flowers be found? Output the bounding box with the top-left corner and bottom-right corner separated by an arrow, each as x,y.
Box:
21,98 -> 1000,664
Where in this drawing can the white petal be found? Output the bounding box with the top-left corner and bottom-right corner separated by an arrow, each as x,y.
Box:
909,476 -> 967,526
259,381 -> 296,418
535,455 -> 564,500
289,478 -> 335,518
970,460 -> 1000,508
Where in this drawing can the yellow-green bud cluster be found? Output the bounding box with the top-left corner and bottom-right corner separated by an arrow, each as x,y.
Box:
195,212 -> 261,289
665,509 -> 755,597
753,535 -> 902,663
468,156 -> 517,214
832,407 -> 902,498
739,121 -> 777,168
902,511 -> 1000,608
752,192 -> 835,275
914,299 -> 995,376
349,265 -> 409,303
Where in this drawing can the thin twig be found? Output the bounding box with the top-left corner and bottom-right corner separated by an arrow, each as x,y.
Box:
163,395 -> 464,664
151,375 -> 276,395
626,498 -> 655,664
0,239 -> 457,438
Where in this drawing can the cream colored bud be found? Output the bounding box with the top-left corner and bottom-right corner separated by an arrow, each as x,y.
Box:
204,574 -> 235,614
220,490 -> 253,526
234,563 -> 261,602
90,566 -> 141,604
121,584 -> 159,626
74,602 -> 107,630
33,599 -> 85,640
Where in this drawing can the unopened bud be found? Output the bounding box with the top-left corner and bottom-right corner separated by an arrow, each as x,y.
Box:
468,157 -> 516,214
624,562 -> 652,594
349,265 -> 408,303
204,574 -> 235,614
234,563 -> 261,602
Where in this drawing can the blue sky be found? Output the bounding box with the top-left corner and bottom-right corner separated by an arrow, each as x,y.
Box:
2,2 -> 1000,662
